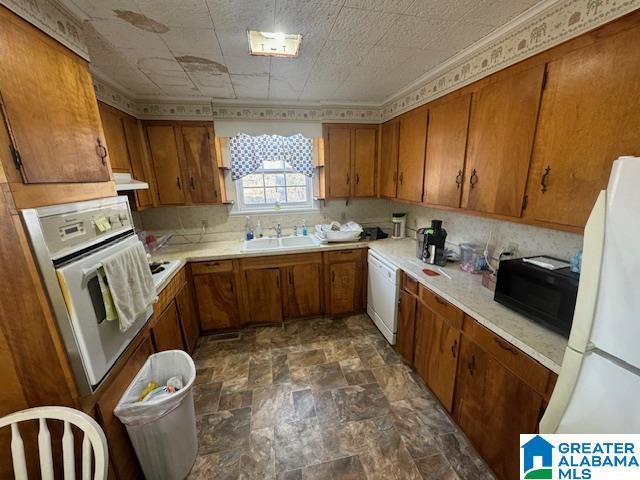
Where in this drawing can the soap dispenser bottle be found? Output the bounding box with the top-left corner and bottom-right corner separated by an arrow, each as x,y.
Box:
302,219 -> 308,236
245,216 -> 254,240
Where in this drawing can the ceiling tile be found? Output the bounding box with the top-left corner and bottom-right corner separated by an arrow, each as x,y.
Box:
205,0 -> 275,34
159,28 -> 224,62
359,45 -> 420,69
316,40 -> 368,65
345,0 -> 414,13
217,31 -> 252,58
268,78 -> 303,101
330,7 -> 398,44
460,0 -> 535,27
404,0 -> 488,20
230,73 -> 269,99
275,0 -> 343,37
439,21 -> 496,53
224,55 -> 271,75
135,0 -> 213,29
378,15 -> 454,48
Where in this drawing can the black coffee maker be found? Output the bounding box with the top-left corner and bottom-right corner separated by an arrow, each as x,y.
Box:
416,220 -> 447,264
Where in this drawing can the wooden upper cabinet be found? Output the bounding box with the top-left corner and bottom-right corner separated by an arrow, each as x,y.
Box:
324,123 -> 377,198
325,125 -> 352,198
424,95 -> 471,208
146,125 -> 185,205
245,268 -> 283,324
462,65 -> 545,217
122,116 -> 154,209
181,125 -> 221,204
525,24 -> 640,228
0,6 -> 110,184
352,126 -> 377,197
98,102 -> 131,173
397,109 -> 428,202
379,120 -> 400,199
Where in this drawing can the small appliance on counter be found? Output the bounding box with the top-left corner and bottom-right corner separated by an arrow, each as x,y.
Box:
361,227 -> 389,241
416,220 -> 447,265
494,256 -> 579,337
391,213 -> 406,239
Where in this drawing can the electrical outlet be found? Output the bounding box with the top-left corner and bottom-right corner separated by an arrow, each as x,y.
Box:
506,242 -> 519,257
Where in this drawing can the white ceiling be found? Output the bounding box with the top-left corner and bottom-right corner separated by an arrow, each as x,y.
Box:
62,0 -> 541,104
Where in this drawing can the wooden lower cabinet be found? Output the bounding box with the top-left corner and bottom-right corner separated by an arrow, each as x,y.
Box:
96,336 -> 153,480
283,263 -> 322,318
193,270 -> 240,331
326,261 -> 361,315
244,267 -> 283,324
176,282 -> 199,353
454,336 -> 544,480
151,302 -> 185,352
414,304 -> 460,412
395,289 -> 416,364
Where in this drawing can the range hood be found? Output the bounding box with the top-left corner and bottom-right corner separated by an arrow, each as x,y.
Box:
113,172 -> 149,191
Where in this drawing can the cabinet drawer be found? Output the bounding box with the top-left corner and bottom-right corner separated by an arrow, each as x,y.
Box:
402,273 -> 419,295
326,249 -> 363,263
418,285 -> 463,329
240,252 -> 322,269
191,259 -> 233,274
462,315 -> 550,395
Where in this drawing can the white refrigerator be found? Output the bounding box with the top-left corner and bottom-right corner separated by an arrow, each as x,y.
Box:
541,156 -> 640,434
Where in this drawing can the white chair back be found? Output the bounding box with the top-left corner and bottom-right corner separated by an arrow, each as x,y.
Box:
0,406 -> 108,480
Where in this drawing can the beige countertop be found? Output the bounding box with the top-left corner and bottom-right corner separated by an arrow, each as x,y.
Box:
368,238 -> 567,373
152,236 -> 566,373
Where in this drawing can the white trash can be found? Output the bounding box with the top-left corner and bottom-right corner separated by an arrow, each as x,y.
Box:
114,350 -> 197,480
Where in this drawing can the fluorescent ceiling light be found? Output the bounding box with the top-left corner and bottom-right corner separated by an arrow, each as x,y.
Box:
247,30 -> 302,58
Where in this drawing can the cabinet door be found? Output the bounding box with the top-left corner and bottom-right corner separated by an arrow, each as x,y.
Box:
283,263 -> 322,318
146,125 -> 185,205
454,336 -> 544,480
245,268 -> 283,324
122,116 -> 154,209
462,65 -> 545,217
395,290 -> 416,364
327,261 -> 361,315
397,109 -> 428,202
151,301 -> 185,352
424,95 -> 471,208
326,126 -> 351,198
379,121 -> 400,198
0,7 -> 110,183
352,126 -> 377,197
98,102 -> 131,173
526,25 -> 640,228
414,305 -> 461,412
193,272 -> 239,331
181,125 -> 221,204
176,283 -> 199,353
96,336 -> 152,480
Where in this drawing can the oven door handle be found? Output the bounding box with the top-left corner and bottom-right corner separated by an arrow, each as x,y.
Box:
81,263 -> 103,285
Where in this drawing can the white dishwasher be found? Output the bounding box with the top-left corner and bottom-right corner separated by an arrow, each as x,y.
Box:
367,250 -> 401,344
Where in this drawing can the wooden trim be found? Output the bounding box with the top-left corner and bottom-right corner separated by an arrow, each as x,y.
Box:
7,181 -> 117,213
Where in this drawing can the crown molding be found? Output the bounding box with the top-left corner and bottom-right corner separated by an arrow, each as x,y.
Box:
0,0 -> 89,60
84,0 -> 639,123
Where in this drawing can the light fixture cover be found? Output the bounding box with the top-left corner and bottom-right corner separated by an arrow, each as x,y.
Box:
247,30 -> 302,58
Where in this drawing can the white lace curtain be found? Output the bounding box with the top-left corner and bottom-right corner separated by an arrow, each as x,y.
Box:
230,133 -> 314,180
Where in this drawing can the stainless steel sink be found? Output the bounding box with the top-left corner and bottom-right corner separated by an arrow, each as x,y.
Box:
241,235 -> 320,252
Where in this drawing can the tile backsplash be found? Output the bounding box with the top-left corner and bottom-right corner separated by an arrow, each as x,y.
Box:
136,199 -> 393,244
393,202 -> 584,261
136,197 -> 584,261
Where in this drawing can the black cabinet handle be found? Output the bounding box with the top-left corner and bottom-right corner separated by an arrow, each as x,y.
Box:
346,173 -> 350,185
332,271 -> 335,283
455,170 -> 463,189
494,337 -> 518,355
355,173 -> 360,184
451,339 -> 458,358
467,354 -> 476,376
399,172 -> 404,185
469,169 -> 478,189
540,166 -> 551,193
189,177 -> 195,190
96,139 -> 108,165
176,177 -> 182,190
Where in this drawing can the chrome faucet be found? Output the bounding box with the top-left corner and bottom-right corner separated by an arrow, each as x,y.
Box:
274,223 -> 282,238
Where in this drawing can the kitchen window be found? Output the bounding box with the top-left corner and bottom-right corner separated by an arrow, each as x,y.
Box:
230,133 -> 316,212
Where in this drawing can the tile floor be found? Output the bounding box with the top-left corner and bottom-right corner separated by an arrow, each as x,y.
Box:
189,314 -> 495,480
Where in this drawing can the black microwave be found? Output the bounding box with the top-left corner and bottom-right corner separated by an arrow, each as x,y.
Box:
494,257 -> 580,337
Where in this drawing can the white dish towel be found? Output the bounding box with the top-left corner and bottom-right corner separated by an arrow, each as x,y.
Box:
102,241 -> 156,332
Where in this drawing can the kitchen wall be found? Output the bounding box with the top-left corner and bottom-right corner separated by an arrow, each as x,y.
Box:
393,202 -> 584,261
135,198 -> 394,244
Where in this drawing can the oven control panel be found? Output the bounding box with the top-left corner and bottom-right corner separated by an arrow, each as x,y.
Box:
37,198 -> 134,261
